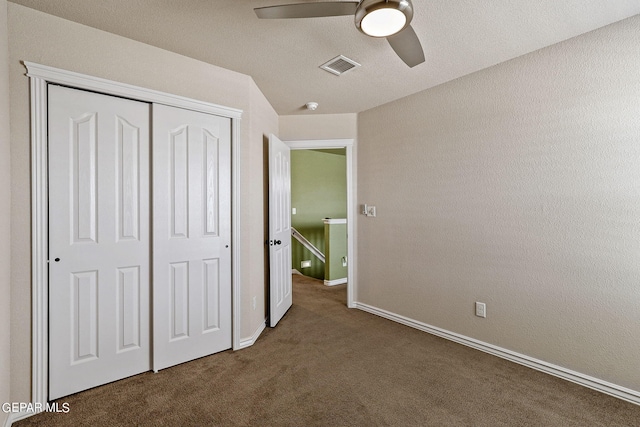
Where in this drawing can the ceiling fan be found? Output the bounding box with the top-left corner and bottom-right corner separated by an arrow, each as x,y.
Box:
254,0 -> 425,67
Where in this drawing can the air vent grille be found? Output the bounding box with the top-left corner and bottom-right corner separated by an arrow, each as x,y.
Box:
320,55 -> 361,76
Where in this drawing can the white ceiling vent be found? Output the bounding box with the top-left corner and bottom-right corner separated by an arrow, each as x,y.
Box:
320,55 -> 361,76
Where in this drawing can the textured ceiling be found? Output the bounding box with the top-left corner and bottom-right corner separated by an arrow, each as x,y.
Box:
9,0 -> 640,114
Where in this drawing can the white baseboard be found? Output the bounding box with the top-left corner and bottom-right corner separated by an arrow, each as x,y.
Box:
354,302 -> 640,406
4,410 -> 36,427
324,278 -> 347,286
236,319 -> 267,350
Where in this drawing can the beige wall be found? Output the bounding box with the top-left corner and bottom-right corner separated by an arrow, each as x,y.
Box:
279,113 -> 357,141
8,3 -> 276,402
0,0 -> 11,424
247,79 -> 279,333
357,15 -> 640,393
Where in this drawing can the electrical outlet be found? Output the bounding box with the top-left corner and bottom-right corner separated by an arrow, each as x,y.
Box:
301,260 -> 311,268
475,302 -> 486,318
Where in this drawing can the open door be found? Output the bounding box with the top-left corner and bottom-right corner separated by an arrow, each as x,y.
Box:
268,134 -> 293,327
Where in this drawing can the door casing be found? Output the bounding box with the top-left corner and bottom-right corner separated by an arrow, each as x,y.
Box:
285,139 -> 356,308
26,62 -> 243,407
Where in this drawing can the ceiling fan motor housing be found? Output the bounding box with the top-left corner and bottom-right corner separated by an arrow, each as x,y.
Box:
355,0 -> 414,37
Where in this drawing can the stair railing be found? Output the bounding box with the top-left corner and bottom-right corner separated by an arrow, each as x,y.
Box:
291,227 -> 325,263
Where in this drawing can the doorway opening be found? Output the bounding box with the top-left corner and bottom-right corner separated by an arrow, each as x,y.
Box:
286,139 -> 356,308
291,149 -> 346,283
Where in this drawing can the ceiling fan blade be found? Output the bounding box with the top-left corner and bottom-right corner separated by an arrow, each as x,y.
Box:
386,25 -> 425,68
255,2 -> 359,19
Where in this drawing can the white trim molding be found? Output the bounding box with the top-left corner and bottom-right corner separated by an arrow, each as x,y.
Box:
285,139 -> 357,308
25,62 -> 242,119
324,278 -> 347,286
323,218 -> 347,225
25,62 -> 244,410
231,117 -> 243,351
29,73 -> 49,412
237,319 -> 267,350
286,139 -> 354,150
354,302 -> 640,406
4,411 -> 34,427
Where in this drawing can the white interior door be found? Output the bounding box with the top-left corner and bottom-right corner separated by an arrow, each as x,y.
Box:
48,85 -> 150,399
268,134 -> 292,327
152,104 -> 232,371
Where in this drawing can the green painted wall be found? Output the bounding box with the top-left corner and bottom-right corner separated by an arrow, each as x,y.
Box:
325,222 -> 348,281
291,227 -> 325,279
291,149 -> 347,280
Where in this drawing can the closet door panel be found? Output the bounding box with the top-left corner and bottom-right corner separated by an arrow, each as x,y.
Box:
49,85 -> 151,400
152,104 -> 232,371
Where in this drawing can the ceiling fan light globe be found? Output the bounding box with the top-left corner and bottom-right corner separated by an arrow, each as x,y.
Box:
361,8 -> 406,37
355,0 -> 413,38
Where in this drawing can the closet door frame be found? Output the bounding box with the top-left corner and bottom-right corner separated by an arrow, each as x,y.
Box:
25,61 -> 243,408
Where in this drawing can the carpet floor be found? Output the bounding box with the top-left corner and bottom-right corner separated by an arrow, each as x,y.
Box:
16,274 -> 640,426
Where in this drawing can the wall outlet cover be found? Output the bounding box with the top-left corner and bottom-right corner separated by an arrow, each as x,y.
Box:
301,260 -> 311,268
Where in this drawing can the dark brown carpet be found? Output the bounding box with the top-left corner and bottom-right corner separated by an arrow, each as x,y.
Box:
17,274 -> 640,426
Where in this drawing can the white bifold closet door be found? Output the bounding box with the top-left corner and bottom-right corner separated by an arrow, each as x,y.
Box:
48,85 -> 151,400
152,104 -> 232,371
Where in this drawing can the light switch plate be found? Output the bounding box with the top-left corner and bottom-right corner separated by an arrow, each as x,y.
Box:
475,302 -> 486,318
361,204 -> 376,217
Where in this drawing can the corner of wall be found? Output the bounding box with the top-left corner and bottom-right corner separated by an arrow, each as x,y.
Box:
244,77 -> 278,343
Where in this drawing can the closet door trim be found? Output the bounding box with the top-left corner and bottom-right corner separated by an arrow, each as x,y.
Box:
26,61 -> 243,408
